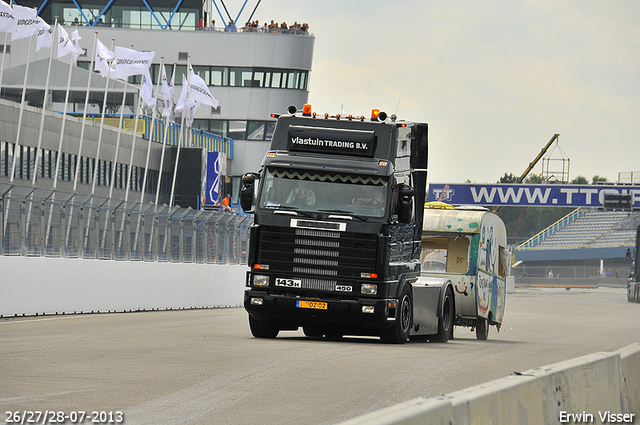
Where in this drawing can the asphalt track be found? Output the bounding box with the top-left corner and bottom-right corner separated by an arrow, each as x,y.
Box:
2,287 -> 640,425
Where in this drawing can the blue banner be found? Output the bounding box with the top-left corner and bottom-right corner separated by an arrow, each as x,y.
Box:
428,183 -> 640,207
205,152 -> 222,206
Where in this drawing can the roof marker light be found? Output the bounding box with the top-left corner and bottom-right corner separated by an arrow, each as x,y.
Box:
371,109 -> 380,121
324,113 -> 329,119
302,104 -> 312,116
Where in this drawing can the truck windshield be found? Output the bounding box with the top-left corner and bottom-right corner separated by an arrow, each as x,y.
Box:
258,167 -> 388,218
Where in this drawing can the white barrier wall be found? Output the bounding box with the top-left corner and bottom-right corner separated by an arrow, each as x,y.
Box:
341,342 -> 640,425
0,256 -> 247,317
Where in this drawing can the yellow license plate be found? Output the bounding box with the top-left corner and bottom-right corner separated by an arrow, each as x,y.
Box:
296,300 -> 328,310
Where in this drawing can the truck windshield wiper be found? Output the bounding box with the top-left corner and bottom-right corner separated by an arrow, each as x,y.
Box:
273,205 -> 316,218
318,209 -> 368,222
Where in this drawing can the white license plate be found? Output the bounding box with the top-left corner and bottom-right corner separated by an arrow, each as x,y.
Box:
275,278 -> 302,288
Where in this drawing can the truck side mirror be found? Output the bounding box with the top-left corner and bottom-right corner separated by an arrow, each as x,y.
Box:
397,184 -> 414,223
240,173 -> 256,213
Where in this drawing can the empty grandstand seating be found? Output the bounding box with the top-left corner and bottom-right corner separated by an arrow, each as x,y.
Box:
520,209 -> 640,250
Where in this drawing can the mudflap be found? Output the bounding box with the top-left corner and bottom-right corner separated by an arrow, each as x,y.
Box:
410,277 -> 451,336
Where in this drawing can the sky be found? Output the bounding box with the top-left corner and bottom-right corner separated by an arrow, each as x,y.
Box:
242,0 -> 640,184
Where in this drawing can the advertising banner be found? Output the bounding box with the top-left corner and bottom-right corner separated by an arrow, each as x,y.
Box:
205,151 -> 223,206
428,183 -> 640,208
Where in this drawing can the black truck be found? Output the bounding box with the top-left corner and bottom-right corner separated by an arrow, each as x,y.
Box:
628,226 -> 640,303
240,104 -> 453,343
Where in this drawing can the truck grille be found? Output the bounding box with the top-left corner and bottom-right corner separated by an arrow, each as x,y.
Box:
258,225 -> 377,285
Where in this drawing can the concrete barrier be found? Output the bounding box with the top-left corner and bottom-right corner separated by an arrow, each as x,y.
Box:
340,343 -> 640,425
0,256 -> 247,317
516,276 -> 627,289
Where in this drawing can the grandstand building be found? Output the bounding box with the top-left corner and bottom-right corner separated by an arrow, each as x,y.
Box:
1,0 -> 314,207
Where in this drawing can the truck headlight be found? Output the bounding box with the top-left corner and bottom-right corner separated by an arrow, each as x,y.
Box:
361,283 -> 377,295
253,275 -> 270,287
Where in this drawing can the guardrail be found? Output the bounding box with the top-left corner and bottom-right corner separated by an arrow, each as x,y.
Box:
1,186 -> 251,264
340,342 -> 640,425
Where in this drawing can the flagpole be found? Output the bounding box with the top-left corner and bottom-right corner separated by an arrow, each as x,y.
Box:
10,35 -> 34,182
50,25 -> 82,253
57,26 -> 80,190
0,32 -> 8,98
91,38 -> 115,195
73,32 -> 97,192
155,63 -> 175,205
140,57 -> 164,204
169,58 -> 191,208
32,16 -> 58,186
107,68 -> 130,200
123,68 -> 148,202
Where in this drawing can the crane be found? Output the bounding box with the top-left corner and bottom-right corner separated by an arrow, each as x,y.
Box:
493,133 -> 559,214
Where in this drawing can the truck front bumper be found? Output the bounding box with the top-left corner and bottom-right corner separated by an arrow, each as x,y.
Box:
244,289 -> 397,331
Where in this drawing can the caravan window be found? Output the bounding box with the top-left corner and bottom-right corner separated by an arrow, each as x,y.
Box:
421,236 -> 470,274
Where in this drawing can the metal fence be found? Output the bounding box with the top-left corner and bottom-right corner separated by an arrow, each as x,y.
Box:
1,185 -> 251,264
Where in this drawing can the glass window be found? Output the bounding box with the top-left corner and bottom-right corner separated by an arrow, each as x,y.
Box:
208,120 -> 227,137
228,121 -> 247,140
265,122 -> 275,140
192,119 -> 209,131
174,65 -> 188,84
258,167 -> 388,218
287,71 -> 297,89
299,71 -> 308,90
247,121 -> 265,140
271,71 -> 282,88
210,66 -> 227,86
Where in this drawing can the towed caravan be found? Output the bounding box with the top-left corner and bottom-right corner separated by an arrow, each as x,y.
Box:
416,203 -> 508,340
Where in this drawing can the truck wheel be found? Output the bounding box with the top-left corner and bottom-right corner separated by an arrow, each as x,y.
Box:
380,285 -> 412,344
476,316 -> 489,341
249,315 -> 279,338
432,288 -> 454,343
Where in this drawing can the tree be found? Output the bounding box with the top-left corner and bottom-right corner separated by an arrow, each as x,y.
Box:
524,173 -> 543,184
571,175 -> 589,184
499,173 -> 518,183
592,175 -> 608,184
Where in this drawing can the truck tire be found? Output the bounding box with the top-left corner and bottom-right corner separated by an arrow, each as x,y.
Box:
476,316 -> 489,341
249,315 -> 279,338
380,285 -> 412,344
432,288 -> 454,343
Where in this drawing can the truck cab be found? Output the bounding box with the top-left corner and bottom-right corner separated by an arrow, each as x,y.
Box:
240,105 -> 428,343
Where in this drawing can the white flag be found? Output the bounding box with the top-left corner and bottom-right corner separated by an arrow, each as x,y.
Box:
187,69 -> 219,109
0,0 -> 17,33
94,37 -> 114,77
56,24 -> 76,59
174,74 -> 196,114
11,5 -> 38,41
188,101 -> 198,126
161,65 -> 174,118
70,29 -> 84,58
113,46 -> 155,80
35,17 -> 52,52
139,70 -> 155,108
